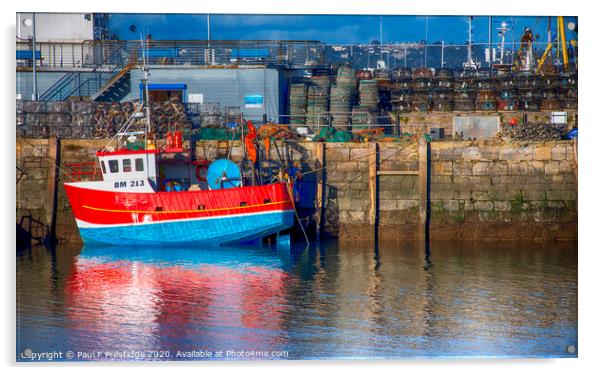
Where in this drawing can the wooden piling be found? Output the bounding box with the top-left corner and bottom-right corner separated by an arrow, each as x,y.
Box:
418,138 -> 429,230
45,135 -> 60,242
368,142 -> 378,226
573,137 -> 578,188
314,142 -> 325,239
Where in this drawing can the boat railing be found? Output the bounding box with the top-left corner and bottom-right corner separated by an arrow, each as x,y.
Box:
64,162 -> 102,181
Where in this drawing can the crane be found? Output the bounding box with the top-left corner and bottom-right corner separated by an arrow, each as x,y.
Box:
536,16 -> 575,73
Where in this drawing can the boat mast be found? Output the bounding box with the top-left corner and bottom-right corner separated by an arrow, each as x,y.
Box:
139,34 -> 151,149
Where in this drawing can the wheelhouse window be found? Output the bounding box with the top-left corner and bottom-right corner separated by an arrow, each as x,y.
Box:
100,161 -> 106,174
123,159 -> 132,173
135,158 -> 144,172
108,160 -> 119,173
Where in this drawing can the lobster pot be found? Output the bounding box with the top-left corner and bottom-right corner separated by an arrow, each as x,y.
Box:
412,100 -> 431,113
351,106 -> 376,129
432,100 -> 453,112
453,90 -> 476,101
498,99 -> 520,111
391,96 -> 413,113
201,114 -> 221,128
356,69 -> 373,81
25,113 -> 48,126
71,100 -> 97,115
48,113 -> 72,126
412,77 -> 432,91
476,99 -> 498,112
476,90 -> 497,101
71,126 -> 94,139
47,101 -> 71,113
435,68 -> 454,80
559,73 -> 577,90
24,125 -> 48,138
358,80 -> 379,109
311,75 -> 332,91
16,100 -> 24,114
329,84 -> 353,128
432,89 -> 454,112
336,65 -> 357,90
373,69 -> 390,82
499,89 -> 518,101
475,78 -> 495,90
224,106 -> 241,126
412,68 -> 433,79
541,99 -> 562,111
121,101 -> 135,114
16,113 -> 25,126
390,68 -> 413,82
520,92 -> 542,111
561,87 -> 578,99
48,125 -> 72,139
541,88 -> 559,100
454,98 -> 476,112
540,75 -> 560,90
390,85 -> 413,113
412,89 -> 432,112
454,77 -> 476,93
201,103 -> 221,115
289,83 -> 308,126
561,98 -> 578,110
493,67 -> 512,78
499,77 -> 518,90
517,74 -> 541,90
16,125 -> 26,138
306,86 -> 329,128
22,100 -> 47,113
435,78 -> 454,89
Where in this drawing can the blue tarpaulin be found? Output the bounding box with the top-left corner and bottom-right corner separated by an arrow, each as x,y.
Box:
139,83 -> 187,91
16,50 -> 41,60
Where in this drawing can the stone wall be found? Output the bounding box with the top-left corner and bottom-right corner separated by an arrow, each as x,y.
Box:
16,137 -> 578,246
428,140 -> 577,241
16,139 -> 51,243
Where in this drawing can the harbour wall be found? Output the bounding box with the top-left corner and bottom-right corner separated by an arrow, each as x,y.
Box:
16,138 -> 577,246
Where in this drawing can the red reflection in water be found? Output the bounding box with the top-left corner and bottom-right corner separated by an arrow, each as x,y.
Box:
64,258 -> 289,353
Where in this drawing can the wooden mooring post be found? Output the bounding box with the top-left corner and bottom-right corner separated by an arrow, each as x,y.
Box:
418,137 -> 430,238
368,143 -> 378,227
314,142 -> 325,239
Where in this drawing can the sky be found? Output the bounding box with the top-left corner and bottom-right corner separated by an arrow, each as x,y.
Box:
108,14 -> 577,46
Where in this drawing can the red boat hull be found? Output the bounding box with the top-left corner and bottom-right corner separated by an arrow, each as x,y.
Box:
64,182 -> 295,246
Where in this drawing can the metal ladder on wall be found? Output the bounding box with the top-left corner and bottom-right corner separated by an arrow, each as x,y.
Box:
39,41 -> 132,101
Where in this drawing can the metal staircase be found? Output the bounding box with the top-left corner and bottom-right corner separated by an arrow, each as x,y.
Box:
39,42 -> 131,101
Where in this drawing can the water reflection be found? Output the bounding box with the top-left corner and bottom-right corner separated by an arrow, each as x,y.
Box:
17,240 -> 577,360
63,246 -> 295,357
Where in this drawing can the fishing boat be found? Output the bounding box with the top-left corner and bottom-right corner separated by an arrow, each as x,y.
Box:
64,49 -> 295,247
63,148 -> 295,246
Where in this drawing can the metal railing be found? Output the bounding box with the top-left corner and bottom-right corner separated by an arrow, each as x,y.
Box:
17,39 -> 327,69
64,162 -> 101,181
16,39 -> 576,71
325,41 -> 577,71
38,41 -> 130,101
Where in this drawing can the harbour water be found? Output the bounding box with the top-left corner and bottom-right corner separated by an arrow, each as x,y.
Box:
16,240 -> 577,361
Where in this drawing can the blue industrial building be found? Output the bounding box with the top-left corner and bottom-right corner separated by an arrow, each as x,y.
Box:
16,13 -> 326,122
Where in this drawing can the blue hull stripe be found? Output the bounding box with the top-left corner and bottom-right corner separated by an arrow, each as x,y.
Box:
78,210 -> 294,246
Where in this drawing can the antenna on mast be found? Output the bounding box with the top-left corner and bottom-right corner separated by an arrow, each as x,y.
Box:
463,16 -> 479,70
377,15 -> 386,69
